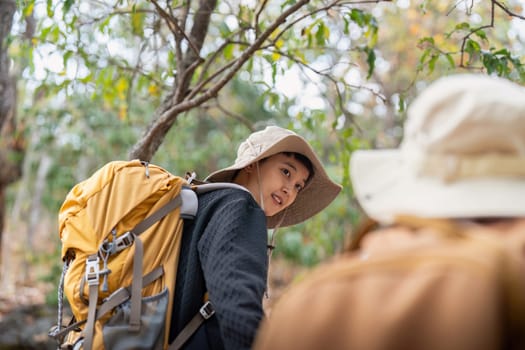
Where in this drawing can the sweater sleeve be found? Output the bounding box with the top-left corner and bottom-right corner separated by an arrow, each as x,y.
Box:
197,191 -> 268,350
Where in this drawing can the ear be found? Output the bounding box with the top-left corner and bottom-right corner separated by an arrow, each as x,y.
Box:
245,163 -> 254,173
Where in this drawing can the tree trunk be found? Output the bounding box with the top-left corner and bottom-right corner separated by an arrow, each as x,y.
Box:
0,0 -> 25,253
128,0 -> 219,162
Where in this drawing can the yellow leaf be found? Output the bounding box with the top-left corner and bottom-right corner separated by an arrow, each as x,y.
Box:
148,84 -> 160,97
302,26 -> 310,36
118,104 -> 128,121
24,3 -> 34,17
116,78 -> 128,100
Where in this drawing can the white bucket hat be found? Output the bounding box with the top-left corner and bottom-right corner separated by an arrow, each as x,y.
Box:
351,74 -> 525,223
205,126 -> 342,228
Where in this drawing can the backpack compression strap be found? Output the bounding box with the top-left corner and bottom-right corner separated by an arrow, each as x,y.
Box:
50,265 -> 164,341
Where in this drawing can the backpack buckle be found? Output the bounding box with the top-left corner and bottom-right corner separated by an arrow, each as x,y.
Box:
199,301 -> 215,319
85,255 -> 100,286
114,231 -> 135,253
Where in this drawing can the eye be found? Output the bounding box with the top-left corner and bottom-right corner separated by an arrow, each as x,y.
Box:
281,168 -> 291,177
294,183 -> 304,193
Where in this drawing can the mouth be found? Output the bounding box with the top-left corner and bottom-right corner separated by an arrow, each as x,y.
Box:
271,193 -> 282,206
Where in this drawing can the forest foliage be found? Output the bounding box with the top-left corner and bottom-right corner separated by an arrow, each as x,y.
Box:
3,0 -> 525,275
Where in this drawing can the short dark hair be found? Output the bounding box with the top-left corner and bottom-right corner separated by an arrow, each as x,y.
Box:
282,152 -> 314,186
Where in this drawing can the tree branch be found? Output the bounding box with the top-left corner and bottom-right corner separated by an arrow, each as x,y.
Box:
129,0 -> 311,160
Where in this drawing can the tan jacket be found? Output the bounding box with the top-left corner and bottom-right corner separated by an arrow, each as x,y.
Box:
254,218 -> 525,350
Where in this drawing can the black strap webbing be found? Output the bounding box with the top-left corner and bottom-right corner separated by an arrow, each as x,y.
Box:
168,301 -> 215,350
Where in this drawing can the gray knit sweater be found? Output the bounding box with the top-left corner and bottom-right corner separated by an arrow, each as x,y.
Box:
169,187 -> 268,350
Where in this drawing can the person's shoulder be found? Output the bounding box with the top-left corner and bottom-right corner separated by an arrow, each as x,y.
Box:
197,184 -> 256,208
197,185 -> 266,228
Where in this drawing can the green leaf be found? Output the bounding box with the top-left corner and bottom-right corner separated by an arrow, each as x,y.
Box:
419,48 -> 430,65
79,73 -> 93,84
366,25 -> 378,47
342,127 -> 353,139
40,26 -> 52,40
445,53 -> 455,68
281,0 -> 298,10
63,50 -> 73,66
99,17 -> 111,33
350,9 -> 365,27
63,0 -> 74,13
50,26 -> 60,42
23,1 -> 34,17
428,54 -> 438,73
418,36 -> 435,46
46,0 -> 53,17
465,39 -> 481,63
307,32 -> 313,48
365,47 -> 376,79
465,39 -> 481,52
492,48 -> 509,57
398,94 -> 406,114
315,22 -> 328,46
131,11 -> 145,36
223,43 -> 234,60
455,22 -> 470,31
343,17 -> 350,35
474,29 -> 487,41
218,22 -> 231,37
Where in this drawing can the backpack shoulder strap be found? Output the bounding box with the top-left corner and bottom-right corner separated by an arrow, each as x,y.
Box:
193,182 -> 249,194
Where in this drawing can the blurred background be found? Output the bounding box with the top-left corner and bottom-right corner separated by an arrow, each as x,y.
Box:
1,0 -> 525,347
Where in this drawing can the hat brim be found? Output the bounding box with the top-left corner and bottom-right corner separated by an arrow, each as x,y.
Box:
351,149 -> 525,223
206,134 -> 342,228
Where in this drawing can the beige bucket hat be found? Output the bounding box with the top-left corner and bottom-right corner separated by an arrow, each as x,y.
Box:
205,126 -> 342,228
351,74 -> 525,223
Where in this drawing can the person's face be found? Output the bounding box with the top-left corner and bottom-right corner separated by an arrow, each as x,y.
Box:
244,153 -> 310,217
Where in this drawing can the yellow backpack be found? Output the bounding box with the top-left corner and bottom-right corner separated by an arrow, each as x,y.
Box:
48,160 -> 237,350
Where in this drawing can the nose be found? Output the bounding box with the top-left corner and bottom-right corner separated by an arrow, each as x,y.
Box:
281,186 -> 290,202
281,186 -> 296,206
